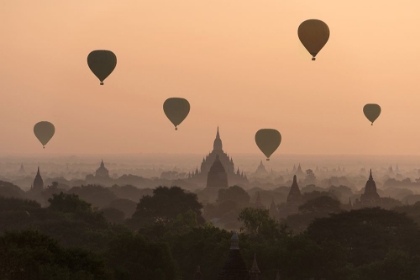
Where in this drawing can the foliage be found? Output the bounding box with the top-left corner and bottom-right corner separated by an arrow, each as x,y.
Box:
129,186 -> 205,229
0,229 -> 109,280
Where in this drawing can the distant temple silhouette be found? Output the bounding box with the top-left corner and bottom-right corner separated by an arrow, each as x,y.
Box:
254,161 -> 268,177
287,175 -> 302,204
215,232 -> 262,280
278,175 -> 304,219
206,154 -> 229,190
291,163 -> 305,179
201,154 -> 229,201
30,167 -> 44,192
189,127 -> 248,188
353,169 -> 380,207
18,163 -> 26,175
95,160 -> 110,179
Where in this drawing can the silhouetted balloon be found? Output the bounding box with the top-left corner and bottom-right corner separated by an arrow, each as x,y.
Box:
363,104 -> 381,126
163,98 -> 190,130
255,129 -> 282,161
298,19 -> 330,61
34,121 -> 55,149
87,50 -> 117,85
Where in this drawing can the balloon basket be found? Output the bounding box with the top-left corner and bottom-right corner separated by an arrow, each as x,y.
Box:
100,82 -> 104,85
312,57 -> 316,61
175,127 -> 178,130
266,158 -> 270,161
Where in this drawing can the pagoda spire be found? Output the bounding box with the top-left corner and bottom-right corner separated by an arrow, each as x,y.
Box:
193,265 -> 202,280
369,169 -> 373,180
230,232 -> 239,250
213,126 -> 223,151
249,253 -> 261,279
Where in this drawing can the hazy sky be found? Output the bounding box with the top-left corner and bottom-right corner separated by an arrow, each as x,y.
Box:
2,1 -> 420,156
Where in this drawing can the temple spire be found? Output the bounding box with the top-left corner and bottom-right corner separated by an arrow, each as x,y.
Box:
194,265 -> 202,280
230,232 -> 239,250
250,253 -> 261,272
369,169 -> 373,180
213,127 -> 223,151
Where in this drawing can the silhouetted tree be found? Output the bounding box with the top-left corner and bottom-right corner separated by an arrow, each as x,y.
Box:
129,186 -> 205,229
0,229 -> 109,279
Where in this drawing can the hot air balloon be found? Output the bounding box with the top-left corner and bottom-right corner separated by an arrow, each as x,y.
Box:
255,129 -> 282,161
363,104 -> 381,125
298,19 -> 330,61
163,98 -> 190,130
34,121 -> 55,148
87,50 -> 117,85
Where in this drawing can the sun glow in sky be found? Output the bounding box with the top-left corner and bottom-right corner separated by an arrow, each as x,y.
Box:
2,1 -> 420,156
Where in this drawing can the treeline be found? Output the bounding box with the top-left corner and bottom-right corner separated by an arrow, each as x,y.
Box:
2,184 -> 420,279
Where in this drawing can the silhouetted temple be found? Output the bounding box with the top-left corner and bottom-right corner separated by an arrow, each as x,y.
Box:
193,266 -> 202,280
360,169 -> 380,204
278,175 -> 303,219
201,154 -> 229,201
216,232 -> 260,280
189,127 -> 248,188
254,161 -> 268,176
206,155 -> 229,190
95,160 -> 110,178
18,163 -> 26,175
295,163 -> 305,178
30,167 -> 44,192
287,175 -> 302,204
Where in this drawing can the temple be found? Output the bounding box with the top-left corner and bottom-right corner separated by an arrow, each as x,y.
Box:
95,160 -> 110,179
287,175 -> 302,204
216,232 -> 256,280
189,127 -> 248,188
30,167 -> 44,192
359,169 -> 380,205
200,154 -> 229,201
254,161 -> 268,177
278,175 -> 304,219
18,163 -> 26,175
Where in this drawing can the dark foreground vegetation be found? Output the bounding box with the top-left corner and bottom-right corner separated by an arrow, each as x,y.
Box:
2,182 -> 420,279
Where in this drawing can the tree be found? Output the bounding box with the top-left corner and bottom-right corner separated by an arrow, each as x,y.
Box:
238,207 -> 286,239
101,207 -> 125,224
68,185 -> 117,209
217,185 -> 250,208
48,192 -> 92,214
129,186 -> 205,229
0,229 -> 109,279
105,232 -> 180,280
299,196 -> 341,214
306,207 -> 420,267
304,169 -> 316,185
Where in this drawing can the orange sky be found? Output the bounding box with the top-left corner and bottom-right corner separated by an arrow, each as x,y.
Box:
1,1 -> 420,156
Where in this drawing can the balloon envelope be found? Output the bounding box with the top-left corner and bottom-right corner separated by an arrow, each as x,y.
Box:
34,121 -> 55,148
163,98 -> 190,130
87,50 -> 117,85
255,129 -> 282,161
298,19 -> 330,60
363,104 -> 381,125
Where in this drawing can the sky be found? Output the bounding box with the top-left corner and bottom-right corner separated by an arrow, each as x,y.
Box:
1,1 -> 420,156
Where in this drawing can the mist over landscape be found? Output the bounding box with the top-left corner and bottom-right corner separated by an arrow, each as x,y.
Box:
4,0 -> 420,279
